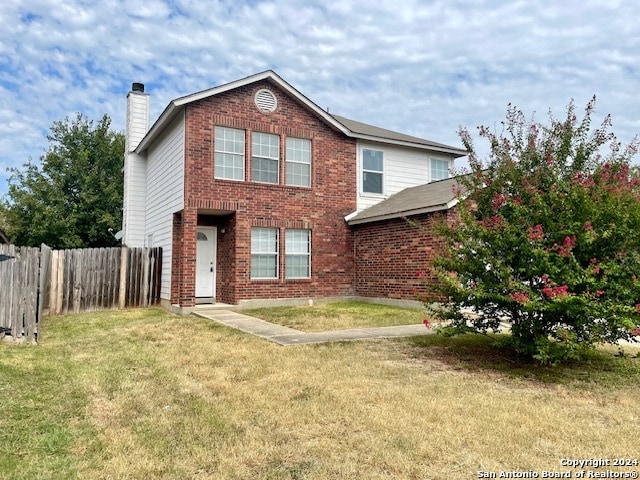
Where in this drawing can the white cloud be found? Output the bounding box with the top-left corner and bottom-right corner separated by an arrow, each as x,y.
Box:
0,0 -> 639,196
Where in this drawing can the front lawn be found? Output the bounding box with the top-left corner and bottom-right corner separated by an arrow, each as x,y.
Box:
243,300 -> 427,331
1,307 -> 639,479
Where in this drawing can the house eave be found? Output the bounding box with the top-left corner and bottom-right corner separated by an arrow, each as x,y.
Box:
347,133 -> 468,157
135,102 -> 180,154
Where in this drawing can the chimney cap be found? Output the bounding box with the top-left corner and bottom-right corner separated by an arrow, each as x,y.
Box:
131,82 -> 145,93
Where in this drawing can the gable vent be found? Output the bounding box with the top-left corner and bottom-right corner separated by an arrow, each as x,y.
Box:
255,89 -> 277,112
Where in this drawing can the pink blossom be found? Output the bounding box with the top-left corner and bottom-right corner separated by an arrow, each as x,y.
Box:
542,285 -> 571,299
557,236 -> 576,257
527,224 -> 545,241
423,318 -> 432,329
595,290 -> 604,298
491,191 -> 507,210
509,292 -> 530,304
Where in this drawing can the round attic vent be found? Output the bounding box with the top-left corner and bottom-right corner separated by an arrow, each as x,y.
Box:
255,89 -> 277,112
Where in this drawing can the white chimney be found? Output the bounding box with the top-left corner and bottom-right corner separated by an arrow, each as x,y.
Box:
122,83 -> 149,247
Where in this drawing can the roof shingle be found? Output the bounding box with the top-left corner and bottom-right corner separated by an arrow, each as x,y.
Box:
347,177 -> 462,225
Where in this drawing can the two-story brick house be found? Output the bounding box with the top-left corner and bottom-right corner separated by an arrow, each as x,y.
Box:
122,70 -> 466,309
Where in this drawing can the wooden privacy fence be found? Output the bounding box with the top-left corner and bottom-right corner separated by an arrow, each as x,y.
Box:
0,244 -> 162,343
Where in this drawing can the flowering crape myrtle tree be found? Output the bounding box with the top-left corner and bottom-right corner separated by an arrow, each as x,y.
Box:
428,97 -> 640,362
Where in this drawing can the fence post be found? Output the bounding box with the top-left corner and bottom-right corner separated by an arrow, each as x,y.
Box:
37,244 -> 52,340
119,246 -> 128,309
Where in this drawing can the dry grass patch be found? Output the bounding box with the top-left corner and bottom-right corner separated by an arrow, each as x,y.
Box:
244,300 -> 426,331
1,307 -> 639,479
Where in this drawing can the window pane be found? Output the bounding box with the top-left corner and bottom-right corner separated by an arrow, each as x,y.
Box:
215,152 -> 244,180
286,255 -> 310,278
363,171 -> 383,194
286,162 -> 310,187
252,157 -> 279,183
251,255 -> 277,278
251,228 -> 277,253
363,149 -> 383,172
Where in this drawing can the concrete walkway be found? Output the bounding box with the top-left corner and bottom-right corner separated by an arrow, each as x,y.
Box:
191,309 -> 434,346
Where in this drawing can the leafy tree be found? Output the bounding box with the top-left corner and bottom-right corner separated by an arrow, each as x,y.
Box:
428,97 -> 640,363
2,114 -> 124,248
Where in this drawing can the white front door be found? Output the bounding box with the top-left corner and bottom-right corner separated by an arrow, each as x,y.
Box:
196,227 -> 216,298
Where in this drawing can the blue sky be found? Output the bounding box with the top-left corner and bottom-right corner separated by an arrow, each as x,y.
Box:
1,0 -> 639,197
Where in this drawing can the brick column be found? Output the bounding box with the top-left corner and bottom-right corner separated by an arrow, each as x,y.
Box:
179,208 -> 198,307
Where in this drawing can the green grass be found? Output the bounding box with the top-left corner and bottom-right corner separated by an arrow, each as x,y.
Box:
1,307 -> 639,479
243,300 -> 427,331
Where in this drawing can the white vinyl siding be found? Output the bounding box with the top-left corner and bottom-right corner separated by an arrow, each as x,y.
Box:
145,113 -> 185,301
251,228 -> 279,279
215,126 -> 245,180
285,138 -> 311,187
285,229 -> 311,278
357,140 -> 454,211
431,159 -> 450,181
122,91 -> 150,247
252,132 -> 279,184
122,151 -> 147,246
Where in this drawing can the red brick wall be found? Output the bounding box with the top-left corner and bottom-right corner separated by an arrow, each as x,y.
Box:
353,212 -> 452,302
177,80 -> 357,305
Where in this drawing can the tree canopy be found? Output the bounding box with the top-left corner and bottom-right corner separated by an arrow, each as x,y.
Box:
1,113 -> 124,249
427,97 -> 640,363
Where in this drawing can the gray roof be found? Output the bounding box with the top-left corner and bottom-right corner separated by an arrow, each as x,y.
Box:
136,70 -> 467,157
332,115 -> 467,156
347,177 -> 462,225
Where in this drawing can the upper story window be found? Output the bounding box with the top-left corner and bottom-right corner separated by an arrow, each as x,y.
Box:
431,159 -> 450,181
252,132 -> 280,184
215,126 -> 245,180
286,137 -> 311,187
362,149 -> 384,194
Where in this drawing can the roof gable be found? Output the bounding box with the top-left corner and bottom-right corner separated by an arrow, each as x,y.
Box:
135,70 -> 467,157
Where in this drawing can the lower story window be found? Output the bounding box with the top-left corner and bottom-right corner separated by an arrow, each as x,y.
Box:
251,228 -> 278,279
286,229 -> 311,279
